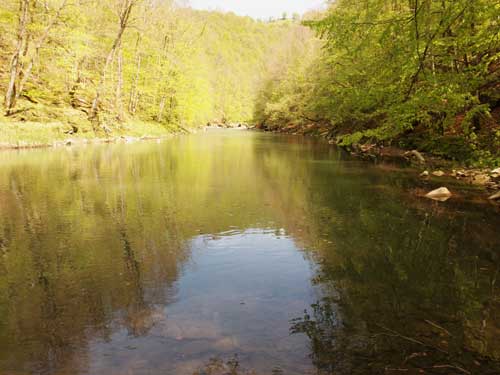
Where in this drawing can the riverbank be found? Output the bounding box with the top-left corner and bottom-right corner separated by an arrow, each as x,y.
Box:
2,120 -> 499,203
347,143 -> 500,198
0,119 -> 187,150
259,125 -> 500,203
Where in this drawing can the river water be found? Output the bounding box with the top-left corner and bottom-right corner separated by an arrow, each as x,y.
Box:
0,130 -> 499,375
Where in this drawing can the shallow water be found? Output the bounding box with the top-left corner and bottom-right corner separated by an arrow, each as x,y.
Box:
0,130 -> 499,375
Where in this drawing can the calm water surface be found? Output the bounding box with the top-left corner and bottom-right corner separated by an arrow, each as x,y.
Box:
0,131 -> 499,374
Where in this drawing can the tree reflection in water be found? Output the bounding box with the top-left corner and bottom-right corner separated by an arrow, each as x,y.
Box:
290,220 -> 500,375
1,132 -> 499,375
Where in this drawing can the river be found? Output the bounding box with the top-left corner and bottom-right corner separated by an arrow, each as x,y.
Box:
0,130 -> 499,374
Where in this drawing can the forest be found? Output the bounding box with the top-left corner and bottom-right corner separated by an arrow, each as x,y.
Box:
1,2 -> 500,374
1,0 -> 499,163
254,0 -> 500,165
0,0 -> 299,139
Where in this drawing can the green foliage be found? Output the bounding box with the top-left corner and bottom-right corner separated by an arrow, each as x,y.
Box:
254,0 -> 500,164
0,1 -> 296,136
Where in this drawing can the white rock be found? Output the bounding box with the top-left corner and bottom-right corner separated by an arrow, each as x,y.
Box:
432,171 -> 445,177
426,187 -> 452,202
491,168 -> 500,174
420,170 -> 429,177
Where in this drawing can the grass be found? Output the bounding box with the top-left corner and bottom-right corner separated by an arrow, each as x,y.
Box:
0,120 -> 74,146
0,105 -> 180,148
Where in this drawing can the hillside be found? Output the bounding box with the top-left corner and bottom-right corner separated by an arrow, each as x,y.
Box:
254,0 -> 500,166
0,0 -> 300,142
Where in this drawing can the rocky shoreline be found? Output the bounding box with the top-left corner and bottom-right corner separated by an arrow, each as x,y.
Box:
0,132 -> 193,151
2,125 -> 499,204
0,126 -> 249,150
258,125 -> 500,204
0,136 -> 169,150
352,144 -> 500,203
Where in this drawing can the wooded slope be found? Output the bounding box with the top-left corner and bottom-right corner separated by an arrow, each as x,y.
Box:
0,0 -> 297,134
255,0 -> 500,165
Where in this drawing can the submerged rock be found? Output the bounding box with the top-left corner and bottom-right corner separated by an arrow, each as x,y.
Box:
426,187 -> 452,202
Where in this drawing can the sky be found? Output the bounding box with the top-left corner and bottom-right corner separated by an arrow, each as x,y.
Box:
189,0 -> 326,19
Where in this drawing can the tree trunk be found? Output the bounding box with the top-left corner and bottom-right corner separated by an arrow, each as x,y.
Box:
89,0 -> 137,129
128,33 -> 142,114
131,92 -> 141,114
16,0 -> 68,103
4,0 -> 30,115
115,46 -> 124,121
157,96 -> 166,122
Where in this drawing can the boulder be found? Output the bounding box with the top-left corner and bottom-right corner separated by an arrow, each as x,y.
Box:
432,171 -> 445,177
426,187 -> 452,202
491,168 -> 500,175
489,191 -> 500,201
472,174 -> 490,185
405,150 -> 426,164
420,170 -> 429,177
486,182 -> 499,190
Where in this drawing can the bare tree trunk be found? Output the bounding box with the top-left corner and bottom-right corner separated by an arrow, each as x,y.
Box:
89,0 -> 137,130
4,0 -> 30,115
5,0 -> 68,115
131,92 -> 141,114
88,46 -> 115,127
157,96 -> 166,122
16,0 -> 69,102
152,33 -> 170,116
128,33 -> 142,114
115,46 -> 124,121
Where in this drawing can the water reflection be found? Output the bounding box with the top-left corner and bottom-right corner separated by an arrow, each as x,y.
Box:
76,230 -> 315,375
0,131 -> 499,374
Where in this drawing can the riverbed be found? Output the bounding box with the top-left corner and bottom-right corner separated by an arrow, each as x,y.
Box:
0,130 -> 499,374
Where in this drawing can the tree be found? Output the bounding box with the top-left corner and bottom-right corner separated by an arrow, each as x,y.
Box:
4,0 -> 29,115
4,0 -> 69,115
0,1 -> 304,132
89,0 -> 140,131
255,0 -> 500,164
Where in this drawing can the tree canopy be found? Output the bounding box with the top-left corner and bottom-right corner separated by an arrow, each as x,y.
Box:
0,0 -> 300,133
254,0 -> 500,165
1,0 -> 499,163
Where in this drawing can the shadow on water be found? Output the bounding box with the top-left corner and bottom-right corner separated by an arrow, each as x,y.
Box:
0,130 -> 498,374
